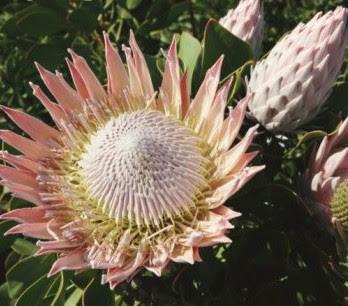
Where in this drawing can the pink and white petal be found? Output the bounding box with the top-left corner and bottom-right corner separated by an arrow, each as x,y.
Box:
0,152 -> 39,173
198,211 -> 233,233
160,37 -> 182,118
123,45 -> 145,103
0,166 -> 37,188
1,106 -> 60,144
102,250 -> 145,288
322,148 -> 348,178
310,171 -> 324,193
208,165 -> 265,208
204,78 -> 232,144
2,181 -> 42,205
327,118 -> 348,154
48,251 -> 89,276
66,58 -> 90,100
196,233 -> 232,247
192,247 -> 202,262
104,32 -> 129,97
230,151 -> 259,174
179,230 -> 203,246
129,31 -> 154,98
36,239 -> 82,255
212,205 -> 241,220
68,49 -> 107,101
35,63 -> 83,111
214,125 -> 259,178
180,71 -> 190,117
185,56 -> 223,128
30,82 -> 67,126
145,263 -> 168,277
145,246 -> 169,276
215,97 -> 249,153
311,136 -> 329,174
170,246 -> 195,264
314,176 -> 341,205
5,223 -> 51,239
0,130 -> 52,159
0,207 -> 46,223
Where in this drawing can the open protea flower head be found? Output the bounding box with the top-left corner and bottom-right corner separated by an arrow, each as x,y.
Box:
247,6 -> 348,132
219,0 -> 264,56
0,32 -> 264,288
305,119 -> 348,230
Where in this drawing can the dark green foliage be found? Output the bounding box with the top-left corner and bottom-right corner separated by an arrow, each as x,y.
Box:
0,0 -> 347,305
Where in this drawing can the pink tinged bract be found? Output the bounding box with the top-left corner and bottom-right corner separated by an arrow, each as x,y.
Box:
247,6 -> 348,132
305,118 -> 348,229
0,32 -> 264,289
219,0 -> 264,56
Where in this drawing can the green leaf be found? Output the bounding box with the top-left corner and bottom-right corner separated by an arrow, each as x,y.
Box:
7,255 -> 55,299
126,0 -> 143,10
178,32 -> 201,87
65,287 -> 83,306
0,283 -> 10,306
167,1 -> 189,25
72,270 -> 96,289
69,6 -> 99,33
44,273 -> 65,306
11,238 -> 38,256
0,220 -> 17,254
36,0 -> 69,11
146,0 -> 170,20
328,81 -> 348,116
14,274 -> 57,306
1,18 -> 20,38
28,44 -> 65,70
202,19 -> 253,79
82,277 -> 115,306
16,6 -> 65,37
145,55 -> 162,89
5,251 -> 21,271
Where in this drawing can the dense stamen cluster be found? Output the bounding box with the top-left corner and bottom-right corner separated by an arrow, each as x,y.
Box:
79,110 -> 211,227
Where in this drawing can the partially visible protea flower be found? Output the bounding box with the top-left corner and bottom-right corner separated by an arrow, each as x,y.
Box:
219,0 -> 264,56
247,6 -> 348,132
305,118 -> 348,229
0,32 -> 264,288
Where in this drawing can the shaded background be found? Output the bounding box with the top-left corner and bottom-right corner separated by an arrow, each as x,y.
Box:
0,1 -> 348,306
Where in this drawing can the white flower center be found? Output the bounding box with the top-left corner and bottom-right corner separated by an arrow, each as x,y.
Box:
79,110 -> 208,227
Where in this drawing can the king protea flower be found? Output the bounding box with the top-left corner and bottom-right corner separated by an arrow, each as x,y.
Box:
0,32 -> 264,288
305,118 -> 348,229
247,6 -> 348,132
219,0 -> 264,56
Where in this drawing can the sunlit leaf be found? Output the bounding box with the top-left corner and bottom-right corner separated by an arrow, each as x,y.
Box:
202,19 -> 253,78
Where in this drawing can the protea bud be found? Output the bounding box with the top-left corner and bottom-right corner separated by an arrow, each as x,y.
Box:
0,32 -> 264,288
219,0 -> 264,56
247,6 -> 348,132
305,118 -> 348,230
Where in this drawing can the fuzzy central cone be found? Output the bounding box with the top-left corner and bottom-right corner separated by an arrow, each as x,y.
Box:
79,110 -> 208,227
331,178 -> 348,228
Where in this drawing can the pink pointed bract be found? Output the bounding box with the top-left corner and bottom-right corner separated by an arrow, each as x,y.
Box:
305,119 -> 348,228
219,0 -> 264,56
247,6 -> 348,132
0,32 -> 264,288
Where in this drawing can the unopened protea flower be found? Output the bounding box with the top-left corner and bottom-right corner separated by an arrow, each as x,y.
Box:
248,6 -> 348,132
0,32 -> 264,288
219,0 -> 264,56
305,118 -> 348,229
